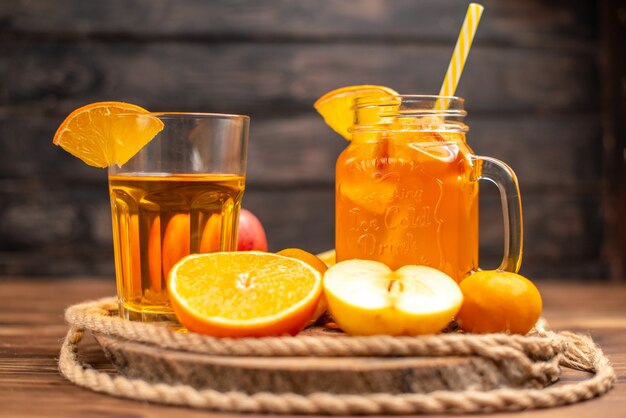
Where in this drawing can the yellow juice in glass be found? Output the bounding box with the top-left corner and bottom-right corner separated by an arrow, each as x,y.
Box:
109,173 -> 245,320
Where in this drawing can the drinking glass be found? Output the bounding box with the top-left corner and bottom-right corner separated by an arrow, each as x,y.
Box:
108,113 -> 249,321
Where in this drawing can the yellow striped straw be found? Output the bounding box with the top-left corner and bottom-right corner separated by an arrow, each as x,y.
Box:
436,3 -> 484,110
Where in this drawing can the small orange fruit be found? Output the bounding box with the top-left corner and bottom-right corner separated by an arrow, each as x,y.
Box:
119,214 -> 142,296
314,85 -> 398,140
147,214 -> 192,292
168,252 -> 323,337
53,101 -> 163,167
199,213 -> 223,253
147,217 -> 163,292
277,248 -> 328,276
277,248 -> 329,325
161,214 -> 191,279
457,270 -> 542,335
316,249 -> 336,268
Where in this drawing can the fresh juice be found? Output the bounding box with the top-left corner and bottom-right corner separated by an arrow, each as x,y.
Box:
109,173 -> 245,320
335,132 -> 478,281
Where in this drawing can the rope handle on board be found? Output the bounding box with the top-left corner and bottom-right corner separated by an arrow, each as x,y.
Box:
58,298 -> 615,415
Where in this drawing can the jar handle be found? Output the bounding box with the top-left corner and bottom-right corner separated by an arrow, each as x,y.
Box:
472,156 -> 523,272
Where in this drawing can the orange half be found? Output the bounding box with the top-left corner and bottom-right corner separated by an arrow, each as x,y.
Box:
168,251 -> 323,337
53,101 -> 164,167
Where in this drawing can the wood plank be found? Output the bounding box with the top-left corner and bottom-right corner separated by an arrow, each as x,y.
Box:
600,1 -> 626,281
479,192 -> 603,260
0,278 -> 221,418
0,114 -> 602,189
470,116 -> 602,190
0,0 -> 596,46
0,43 -> 598,117
97,332 -> 545,394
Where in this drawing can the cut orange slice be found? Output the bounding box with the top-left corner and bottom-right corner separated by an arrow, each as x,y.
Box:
314,85 -> 398,140
168,252 -> 323,337
338,177 -> 397,215
53,101 -> 164,167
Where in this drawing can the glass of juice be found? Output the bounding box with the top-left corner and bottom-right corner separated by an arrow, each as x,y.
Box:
335,95 -> 522,282
108,113 -> 249,322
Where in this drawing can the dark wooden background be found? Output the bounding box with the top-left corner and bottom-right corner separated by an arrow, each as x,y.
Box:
0,0 -> 623,280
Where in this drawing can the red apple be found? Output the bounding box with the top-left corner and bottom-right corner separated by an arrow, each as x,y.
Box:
237,208 -> 268,251
199,208 -> 268,252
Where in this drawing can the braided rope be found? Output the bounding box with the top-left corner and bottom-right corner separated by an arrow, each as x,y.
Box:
59,298 -> 616,414
64,297 -> 566,358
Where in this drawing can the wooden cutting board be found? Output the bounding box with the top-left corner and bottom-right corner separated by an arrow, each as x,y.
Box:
95,333 -> 553,394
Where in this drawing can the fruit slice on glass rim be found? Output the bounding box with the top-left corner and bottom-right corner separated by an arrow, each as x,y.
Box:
168,251 -> 323,337
52,101 -> 164,168
314,85 -> 399,140
324,260 -> 463,336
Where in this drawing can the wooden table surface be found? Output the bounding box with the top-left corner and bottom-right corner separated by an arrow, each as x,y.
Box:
1,278 -> 625,418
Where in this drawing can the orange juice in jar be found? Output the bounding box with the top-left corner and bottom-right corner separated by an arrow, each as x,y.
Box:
335,96 -> 523,282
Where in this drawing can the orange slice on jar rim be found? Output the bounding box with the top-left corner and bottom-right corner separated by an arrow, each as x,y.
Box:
314,85 -> 399,140
314,86 -> 466,146
52,101 -> 164,167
